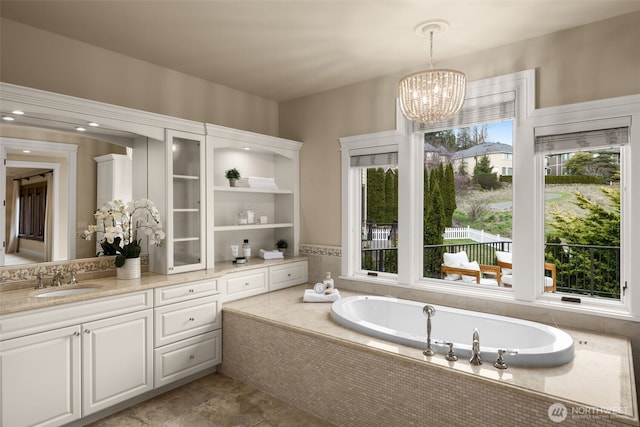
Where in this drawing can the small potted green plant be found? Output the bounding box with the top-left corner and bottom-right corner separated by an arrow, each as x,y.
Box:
275,238 -> 288,255
225,168 -> 240,187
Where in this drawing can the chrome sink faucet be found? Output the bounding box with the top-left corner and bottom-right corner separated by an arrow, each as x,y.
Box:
52,270 -> 65,287
469,328 -> 482,365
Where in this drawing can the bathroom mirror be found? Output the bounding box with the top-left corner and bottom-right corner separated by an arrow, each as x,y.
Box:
0,117 -> 145,267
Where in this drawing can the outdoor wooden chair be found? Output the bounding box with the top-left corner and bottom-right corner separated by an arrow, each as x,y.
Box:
440,263 -> 501,286
496,251 -> 557,292
440,251 -> 501,286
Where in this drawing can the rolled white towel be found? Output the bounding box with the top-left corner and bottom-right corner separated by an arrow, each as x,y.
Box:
303,289 -> 341,303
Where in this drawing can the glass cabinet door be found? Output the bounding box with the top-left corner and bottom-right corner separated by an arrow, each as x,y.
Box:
167,130 -> 206,273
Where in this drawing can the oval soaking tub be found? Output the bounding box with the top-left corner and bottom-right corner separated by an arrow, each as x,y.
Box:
330,295 -> 574,367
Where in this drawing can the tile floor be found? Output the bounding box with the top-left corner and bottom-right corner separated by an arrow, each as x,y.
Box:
88,372 -> 334,427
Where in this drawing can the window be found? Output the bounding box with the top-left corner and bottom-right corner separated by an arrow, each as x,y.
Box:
18,181 -> 47,241
537,126 -> 627,300
340,70 -> 640,317
352,152 -> 398,275
423,121 -> 514,288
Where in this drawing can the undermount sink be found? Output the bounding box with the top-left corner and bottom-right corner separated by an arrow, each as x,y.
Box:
32,287 -> 100,298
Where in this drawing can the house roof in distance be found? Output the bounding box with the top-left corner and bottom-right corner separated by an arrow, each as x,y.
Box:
451,142 -> 513,159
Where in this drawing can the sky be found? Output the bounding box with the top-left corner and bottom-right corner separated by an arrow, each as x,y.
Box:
486,120 -> 513,145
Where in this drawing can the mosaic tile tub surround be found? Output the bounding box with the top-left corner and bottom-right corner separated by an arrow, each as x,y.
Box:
220,287 -> 637,427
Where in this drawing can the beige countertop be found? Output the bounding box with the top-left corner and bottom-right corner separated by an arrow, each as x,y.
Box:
224,285 -> 639,425
0,257 -> 306,316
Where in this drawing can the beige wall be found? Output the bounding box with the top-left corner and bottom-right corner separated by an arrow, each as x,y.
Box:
280,11 -> 640,246
0,18 -> 279,137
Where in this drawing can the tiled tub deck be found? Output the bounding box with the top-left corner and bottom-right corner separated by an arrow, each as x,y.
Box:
220,286 -> 638,427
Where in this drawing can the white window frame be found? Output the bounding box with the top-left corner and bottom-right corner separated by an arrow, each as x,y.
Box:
340,69 -> 640,319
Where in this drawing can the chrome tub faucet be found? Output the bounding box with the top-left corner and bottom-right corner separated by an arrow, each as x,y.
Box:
470,328 -> 482,365
422,304 -> 436,356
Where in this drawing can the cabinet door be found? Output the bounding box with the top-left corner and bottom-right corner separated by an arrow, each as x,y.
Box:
1,326 -> 81,427
166,130 -> 206,274
82,310 -> 153,415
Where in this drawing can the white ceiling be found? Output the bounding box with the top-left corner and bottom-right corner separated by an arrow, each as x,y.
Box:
2,1 -> 639,102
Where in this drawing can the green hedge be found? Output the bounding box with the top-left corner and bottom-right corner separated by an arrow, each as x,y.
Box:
544,175 -> 607,184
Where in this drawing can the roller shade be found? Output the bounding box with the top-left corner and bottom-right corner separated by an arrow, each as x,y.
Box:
350,152 -> 398,167
535,127 -> 629,153
414,91 -> 515,133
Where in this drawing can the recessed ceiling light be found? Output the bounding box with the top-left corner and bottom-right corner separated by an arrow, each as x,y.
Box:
88,122 -> 99,127
23,150 -> 32,153
243,146 -> 251,150
75,126 -> 86,132
12,110 -> 24,115
2,116 -> 15,121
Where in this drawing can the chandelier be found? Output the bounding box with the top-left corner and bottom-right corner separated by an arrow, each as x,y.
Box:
398,20 -> 466,124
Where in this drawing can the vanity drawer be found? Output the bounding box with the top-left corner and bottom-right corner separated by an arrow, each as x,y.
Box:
154,295 -> 221,347
154,279 -> 218,306
222,268 -> 268,302
154,330 -> 221,387
269,261 -> 308,292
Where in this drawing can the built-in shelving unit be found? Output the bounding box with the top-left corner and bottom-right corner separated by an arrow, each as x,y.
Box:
205,123 -> 301,264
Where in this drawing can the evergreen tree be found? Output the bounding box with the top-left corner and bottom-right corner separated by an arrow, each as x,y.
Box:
472,155 -> 499,190
384,168 -> 397,223
425,129 -> 457,152
443,163 -> 456,226
456,127 -> 472,149
366,168 -> 385,222
565,151 -> 619,180
424,180 -> 446,276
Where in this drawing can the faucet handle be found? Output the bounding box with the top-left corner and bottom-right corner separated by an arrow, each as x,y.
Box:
435,340 -> 458,361
34,272 -> 46,289
68,269 -> 79,285
494,349 -> 519,369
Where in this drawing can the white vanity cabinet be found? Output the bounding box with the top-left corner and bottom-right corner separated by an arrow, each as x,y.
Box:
0,291 -> 153,427
153,280 -> 222,387
82,309 -> 154,415
148,129 -> 207,274
0,326 -> 82,427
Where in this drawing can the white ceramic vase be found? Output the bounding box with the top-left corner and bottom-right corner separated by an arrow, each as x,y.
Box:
117,257 -> 141,280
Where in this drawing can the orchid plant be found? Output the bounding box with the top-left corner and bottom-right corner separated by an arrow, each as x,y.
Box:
81,198 -> 165,267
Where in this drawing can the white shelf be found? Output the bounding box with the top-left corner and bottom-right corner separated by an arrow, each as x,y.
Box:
173,237 -> 201,242
213,186 -> 292,195
214,223 -> 293,232
173,208 -> 199,212
174,174 -> 199,180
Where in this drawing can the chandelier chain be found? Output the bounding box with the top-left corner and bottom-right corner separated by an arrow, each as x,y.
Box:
429,31 -> 434,69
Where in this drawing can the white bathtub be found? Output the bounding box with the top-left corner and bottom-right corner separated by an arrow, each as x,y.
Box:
330,295 -> 574,367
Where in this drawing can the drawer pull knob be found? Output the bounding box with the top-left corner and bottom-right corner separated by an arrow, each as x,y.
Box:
74,331 -> 80,337
244,282 -> 250,286
84,329 -> 91,334
189,317 -> 195,321
188,289 -> 194,293
189,355 -> 195,360
288,273 -> 291,277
